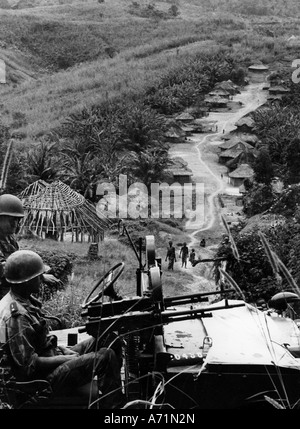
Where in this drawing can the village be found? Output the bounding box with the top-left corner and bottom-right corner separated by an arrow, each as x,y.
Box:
1,0 -> 300,415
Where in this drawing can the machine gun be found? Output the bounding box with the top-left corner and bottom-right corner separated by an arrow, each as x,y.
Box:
79,225 -> 242,339
79,223 -> 245,407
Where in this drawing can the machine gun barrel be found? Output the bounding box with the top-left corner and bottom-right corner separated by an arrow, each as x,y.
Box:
81,288 -> 238,319
160,302 -> 245,324
165,288 -> 237,306
79,299 -> 245,337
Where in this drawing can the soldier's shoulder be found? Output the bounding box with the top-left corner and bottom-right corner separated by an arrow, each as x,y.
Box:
8,300 -> 26,318
0,295 -> 25,321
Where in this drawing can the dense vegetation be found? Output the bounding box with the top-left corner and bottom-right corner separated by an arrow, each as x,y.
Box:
213,77 -> 300,303
0,0 -> 300,311
1,0 -> 299,139
0,48 -> 247,199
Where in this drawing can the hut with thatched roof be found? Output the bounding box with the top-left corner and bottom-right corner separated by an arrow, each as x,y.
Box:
222,132 -> 258,145
218,141 -> 254,164
208,89 -> 230,98
214,80 -> 240,95
175,112 -> 195,123
234,116 -> 255,133
165,157 -> 193,185
204,96 -> 228,109
268,85 -> 290,95
164,119 -> 186,142
18,180 -> 110,242
248,64 -> 269,83
218,139 -> 254,152
228,164 -> 254,187
226,150 -> 257,172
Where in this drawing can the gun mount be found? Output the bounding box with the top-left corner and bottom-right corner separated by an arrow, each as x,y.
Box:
78,225 -> 300,409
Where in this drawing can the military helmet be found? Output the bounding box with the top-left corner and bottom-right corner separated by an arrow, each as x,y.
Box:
0,194 -> 24,217
4,250 -> 45,284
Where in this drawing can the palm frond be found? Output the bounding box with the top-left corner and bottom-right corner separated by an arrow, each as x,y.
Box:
258,231 -> 281,283
277,257 -> 300,297
264,395 -> 286,409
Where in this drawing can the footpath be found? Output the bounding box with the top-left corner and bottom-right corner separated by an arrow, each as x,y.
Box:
168,79 -> 269,293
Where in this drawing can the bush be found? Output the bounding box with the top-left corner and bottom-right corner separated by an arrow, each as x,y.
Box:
33,249 -> 74,301
145,51 -> 236,115
213,232 -> 281,303
243,182 -> 275,216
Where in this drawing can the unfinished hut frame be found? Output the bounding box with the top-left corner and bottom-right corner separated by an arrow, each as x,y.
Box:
18,180 -> 110,242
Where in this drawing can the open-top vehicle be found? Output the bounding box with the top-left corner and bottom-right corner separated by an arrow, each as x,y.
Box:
2,226 -> 300,409
79,226 -> 300,410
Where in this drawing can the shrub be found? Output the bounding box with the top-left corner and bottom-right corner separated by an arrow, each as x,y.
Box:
213,232 -> 282,303
243,182 -> 275,216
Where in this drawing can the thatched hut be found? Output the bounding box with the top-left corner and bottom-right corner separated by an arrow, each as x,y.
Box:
234,116 -> 255,133
226,150 -> 257,172
164,119 -> 186,142
214,80 -> 240,95
204,96 -> 228,108
228,164 -> 254,187
18,180 -> 110,242
218,139 -> 254,152
268,86 -> 290,95
218,141 -> 254,164
208,89 -> 230,98
175,112 -> 195,123
248,64 -> 269,83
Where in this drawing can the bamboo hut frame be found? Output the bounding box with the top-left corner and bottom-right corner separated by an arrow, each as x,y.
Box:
18,180 -> 110,242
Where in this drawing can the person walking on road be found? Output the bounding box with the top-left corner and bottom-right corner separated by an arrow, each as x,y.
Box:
165,241 -> 176,270
179,242 -> 189,268
189,249 -> 196,266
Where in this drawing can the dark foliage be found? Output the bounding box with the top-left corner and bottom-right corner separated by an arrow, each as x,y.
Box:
34,250 -> 73,301
242,182 -> 275,216
253,148 -> 274,185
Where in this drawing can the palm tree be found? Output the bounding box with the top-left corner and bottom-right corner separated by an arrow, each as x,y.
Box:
24,140 -> 59,184
116,103 -> 166,152
58,138 -> 101,198
59,136 -> 128,200
128,147 -> 171,190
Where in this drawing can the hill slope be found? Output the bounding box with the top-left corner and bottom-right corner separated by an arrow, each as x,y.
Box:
0,0 -> 299,140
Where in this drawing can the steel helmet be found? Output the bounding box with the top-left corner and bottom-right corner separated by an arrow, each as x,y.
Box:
4,250 -> 45,284
0,194 -> 24,217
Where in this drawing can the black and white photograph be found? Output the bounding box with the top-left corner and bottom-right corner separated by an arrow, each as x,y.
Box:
0,0 -> 300,416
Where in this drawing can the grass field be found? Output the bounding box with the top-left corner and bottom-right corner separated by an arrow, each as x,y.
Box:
0,0 -> 300,141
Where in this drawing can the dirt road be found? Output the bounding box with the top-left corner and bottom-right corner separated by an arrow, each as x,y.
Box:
168,79 -> 269,292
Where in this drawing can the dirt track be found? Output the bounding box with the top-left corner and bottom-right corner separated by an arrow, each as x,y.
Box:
168,78 -> 269,292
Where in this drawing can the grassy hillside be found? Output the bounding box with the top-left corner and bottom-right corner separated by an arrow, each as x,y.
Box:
0,0 -> 300,141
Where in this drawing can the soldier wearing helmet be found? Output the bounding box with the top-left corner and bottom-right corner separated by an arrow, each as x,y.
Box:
0,194 -> 25,298
0,194 -> 60,299
0,250 -> 123,407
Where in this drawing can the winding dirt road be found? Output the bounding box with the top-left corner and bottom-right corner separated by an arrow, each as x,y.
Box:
169,78 -> 269,292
